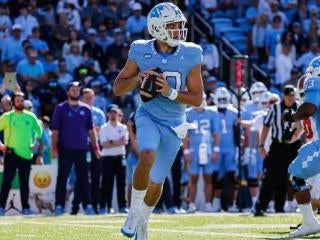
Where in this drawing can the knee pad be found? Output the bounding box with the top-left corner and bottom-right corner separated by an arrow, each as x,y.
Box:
248,178 -> 259,188
289,174 -> 310,192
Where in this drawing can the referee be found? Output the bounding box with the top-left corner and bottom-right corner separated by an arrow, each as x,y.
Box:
254,85 -> 302,215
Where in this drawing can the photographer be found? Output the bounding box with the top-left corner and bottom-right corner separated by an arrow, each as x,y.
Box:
0,92 -> 42,216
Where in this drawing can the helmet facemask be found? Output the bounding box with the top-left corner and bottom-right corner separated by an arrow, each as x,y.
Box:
164,21 -> 188,47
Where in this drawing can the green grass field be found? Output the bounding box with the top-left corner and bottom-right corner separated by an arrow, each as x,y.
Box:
0,213 -> 318,240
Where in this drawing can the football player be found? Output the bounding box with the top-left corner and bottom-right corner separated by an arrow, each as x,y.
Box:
211,87 -> 238,212
113,3 -> 203,240
243,82 -> 267,209
184,95 -> 219,213
285,57 -> 320,237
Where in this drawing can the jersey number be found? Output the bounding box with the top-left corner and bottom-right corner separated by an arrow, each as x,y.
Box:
303,118 -> 314,140
163,71 -> 182,91
193,119 -> 210,134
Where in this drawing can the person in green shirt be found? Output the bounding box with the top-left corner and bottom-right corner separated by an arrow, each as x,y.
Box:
0,92 -> 42,216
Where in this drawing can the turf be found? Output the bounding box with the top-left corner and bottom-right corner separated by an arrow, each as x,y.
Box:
0,213 -> 318,240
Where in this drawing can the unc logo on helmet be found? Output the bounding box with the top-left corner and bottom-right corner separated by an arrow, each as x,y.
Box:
147,3 -> 187,47
307,56 -> 320,77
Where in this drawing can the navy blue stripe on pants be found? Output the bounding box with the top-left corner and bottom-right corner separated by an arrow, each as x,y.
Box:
55,148 -> 91,208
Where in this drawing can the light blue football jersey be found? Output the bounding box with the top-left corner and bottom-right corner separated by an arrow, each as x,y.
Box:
128,39 -> 203,127
218,106 -> 238,149
186,107 -> 219,153
242,101 -> 262,148
305,76 -> 320,138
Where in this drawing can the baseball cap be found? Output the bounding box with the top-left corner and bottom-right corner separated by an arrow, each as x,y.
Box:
88,28 -> 97,35
107,104 -> 120,113
283,85 -> 296,95
132,2 -> 142,11
12,24 -> 22,31
113,28 -> 122,35
23,100 -> 33,109
67,81 -> 81,91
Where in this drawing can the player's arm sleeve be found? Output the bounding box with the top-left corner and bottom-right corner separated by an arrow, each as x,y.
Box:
263,106 -> 274,127
127,41 -> 139,64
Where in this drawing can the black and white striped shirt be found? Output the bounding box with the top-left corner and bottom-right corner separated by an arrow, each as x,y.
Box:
263,100 -> 299,142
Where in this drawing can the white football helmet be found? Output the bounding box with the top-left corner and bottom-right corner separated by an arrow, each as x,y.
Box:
147,2 -> 187,47
306,56 -> 320,77
250,82 -> 267,103
215,87 -> 231,109
259,91 -> 272,110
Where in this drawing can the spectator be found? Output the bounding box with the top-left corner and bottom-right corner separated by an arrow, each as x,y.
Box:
14,3 -> 39,39
199,34 -> 219,76
105,28 -> 128,67
83,51 -> 102,74
125,2 -> 148,41
303,5 -> 320,35
307,20 -> 320,46
103,0 -> 119,23
96,25 -> 114,54
42,51 -> 58,74
281,0 -> 298,22
90,79 -> 108,113
295,41 -> 320,72
40,116 -> 52,164
292,1 -> 308,26
0,3 -> 12,42
57,58 -> 74,90
24,80 -> 40,116
269,0 -> 288,28
82,28 -> 104,71
245,0 -> 260,25
81,88 -> 106,213
52,81 -> 100,215
290,22 -> 308,56
79,17 -> 92,39
99,105 -> 129,214
266,15 -> 284,71
0,92 -> 42,216
16,48 -> 45,85
275,30 -> 296,62
62,29 -> 85,58
29,27 -> 49,58
104,58 -> 120,86
65,42 -> 83,74
81,0 -> 104,29
1,24 -> 24,65
275,44 -> 294,88
65,0 -> 81,31
252,12 -> 271,65
52,13 -> 70,53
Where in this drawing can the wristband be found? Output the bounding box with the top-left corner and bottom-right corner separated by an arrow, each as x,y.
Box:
52,145 -> 58,151
259,144 -> 264,148
183,149 -> 191,155
213,146 -> 220,152
165,88 -> 178,100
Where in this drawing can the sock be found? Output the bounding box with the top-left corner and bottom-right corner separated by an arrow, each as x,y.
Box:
298,203 -> 319,225
314,210 -> 318,217
140,201 -> 155,222
130,188 -> 147,210
252,196 -> 258,206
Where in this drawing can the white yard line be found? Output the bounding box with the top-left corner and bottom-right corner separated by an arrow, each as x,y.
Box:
183,223 -> 293,229
18,221 -> 288,239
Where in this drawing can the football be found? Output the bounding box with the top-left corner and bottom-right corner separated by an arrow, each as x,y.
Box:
139,68 -> 162,102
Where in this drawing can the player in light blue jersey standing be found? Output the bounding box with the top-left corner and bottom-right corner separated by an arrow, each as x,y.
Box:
184,95 -> 220,213
285,56 -> 320,238
113,2 -> 203,240
211,87 -> 238,212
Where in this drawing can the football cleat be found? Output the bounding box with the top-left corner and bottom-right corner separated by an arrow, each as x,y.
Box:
135,218 -> 148,240
289,221 -> 320,238
121,209 -> 140,238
